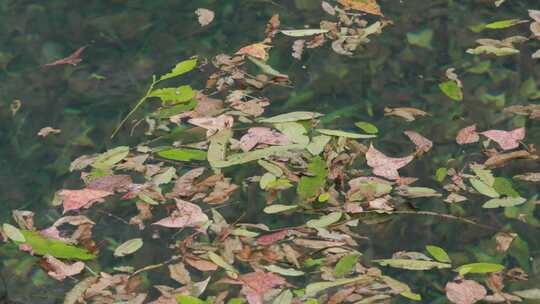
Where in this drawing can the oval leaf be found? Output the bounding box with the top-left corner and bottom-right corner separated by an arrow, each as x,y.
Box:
306,212 -> 342,228
482,197 -> 526,208
2,223 -> 26,243
426,245 -> 451,263
114,238 -> 143,257
456,262 -> 504,275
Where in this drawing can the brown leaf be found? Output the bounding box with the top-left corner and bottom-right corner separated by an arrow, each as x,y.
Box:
265,14 -> 280,40
195,8 -> 214,27
167,167 -> 205,198
188,114 -> 233,137
446,279 -> 487,304
169,262 -> 191,285
203,179 -> 238,204
256,230 -> 288,246
484,150 -> 533,168
404,130 -> 433,155
43,255 -> 85,281
185,256 -> 218,271
513,172 -> 540,182
495,232 -> 517,252
292,39 -> 305,60
37,127 -> 61,137
306,34 -> 326,49
456,125 -> 480,145
59,188 -> 112,213
44,46 -> 86,67
153,199 -> 209,228
87,174 -> 133,192
384,106 -> 429,122
239,127 -> 290,152
481,128 -> 525,150
238,271 -> 286,304
337,0 -> 383,16
366,144 -> 414,180
231,98 -> 270,117
236,43 -> 271,60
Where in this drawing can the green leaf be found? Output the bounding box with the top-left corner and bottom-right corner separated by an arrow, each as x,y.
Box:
354,121 -> 378,134
176,295 -> 206,304
247,56 -> 288,78
306,212 -> 342,228
212,144 -> 305,168
456,262 -> 504,275
149,85 -> 196,104
264,265 -> 304,276
272,289 -> 293,304
439,80 -> 463,101
334,254 -> 360,277
208,251 -> 238,276
160,57 -> 198,81
114,238 -> 143,257
512,289 -> 540,299
231,228 -> 259,238
260,112 -> 323,123
92,146 -> 130,170
470,178 -> 500,198
275,122 -> 309,145
263,204 -> 298,214
258,160 -> 283,176
466,45 -> 519,56
155,100 -> 198,118
305,276 -> 371,297
485,19 -> 527,29
18,230 -> 96,260
425,245 -> 451,263
493,177 -> 520,197
297,156 -> 328,201
373,259 -> 451,270
397,187 -> 441,198
157,148 -> 207,161
482,197 -> 526,208
2,223 -> 25,242
471,166 -> 495,186
208,129 -> 232,166
316,129 -> 376,139
306,135 -> 331,155
406,29 -> 434,49
435,167 -> 447,182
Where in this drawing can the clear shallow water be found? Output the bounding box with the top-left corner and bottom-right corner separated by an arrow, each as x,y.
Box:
0,0 -> 539,303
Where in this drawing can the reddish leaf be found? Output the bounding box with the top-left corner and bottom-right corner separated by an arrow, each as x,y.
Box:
481,127 -> 525,150
456,125 -> 480,145
446,279 -> 487,304
194,8 -> 215,27
44,46 -> 87,67
404,131 -> 433,155
153,199 -> 209,228
337,0 -> 383,16
239,271 -> 286,304
185,256 -> 218,271
366,144 -> 414,180
256,230 -> 288,246
43,255 -> 85,281
59,189 -> 112,213
188,114 -> 233,137
236,43 -> 271,60
239,127 -> 290,152
87,175 -> 133,192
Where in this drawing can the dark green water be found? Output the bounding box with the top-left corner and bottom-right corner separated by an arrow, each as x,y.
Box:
1,0 -> 539,303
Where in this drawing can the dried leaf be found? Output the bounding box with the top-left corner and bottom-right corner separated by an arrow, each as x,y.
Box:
44,46 -> 86,66
195,8 -> 214,27
481,127 -> 525,150
384,107 -> 429,122
37,127 -> 61,137
404,131 -> 433,155
153,199 -> 209,228
239,271 -> 286,304
239,127 -> 291,152
43,255 -> 85,281
366,144 -> 414,180
59,189 -> 112,213
446,280 -> 487,304
114,238 -> 143,257
236,43 -> 271,60
291,39 -> 305,60
281,29 -> 329,37
337,0 -> 383,16
456,125 -> 480,145
188,114 -> 234,137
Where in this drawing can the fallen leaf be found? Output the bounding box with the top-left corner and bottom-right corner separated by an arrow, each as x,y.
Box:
37,127 -> 61,137
59,189 -> 112,213
239,127 -> 290,152
265,14 -> 280,39
484,150 -> 533,168
404,131 -> 433,155
384,107 -> 429,122
195,8 -> 215,27
292,39 -> 305,60
256,230 -> 289,246
169,262 -> 191,285
188,114 -> 233,137
513,172 -> 540,182
445,279 -> 487,304
231,98 -> 269,117
456,125 -> 480,145
87,175 -> 133,192
366,144 -> 414,180
43,255 -> 85,281
44,46 -> 86,67
481,127 -> 525,150
337,0 -> 383,16
185,256 -> 218,271
153,199 -> 209,228
113,238 -> 143,257
529,9 -> 540,24
239,271 -> 286,304
236,43 -> 271,61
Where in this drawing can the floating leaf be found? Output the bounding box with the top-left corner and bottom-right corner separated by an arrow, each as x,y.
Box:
482,197 -> 526,208
160,57 -> 198,81
280,29 -> 329,37
194,8 -> 215,27
239,127 -> 290,152
469,178 -> 499,198
17,230 -> 96,260
466,45 -> 519,56
439,80 -> 463,101
258,160 -> 283,176
263,204 -> 298,214
373,259 -> 451,270
306,212 -> 342,228
305,276 -> 371,296
513,289 -> 540,299
149,86 -> 196,104
208,251 -> 238,275
337,0 -> 382,15
260,111 -> 323,123
366,144 -> 414,180
114,238 -> 143,257
445,279 -> 487,304
157,148 -> 207,161
92,146 -> 130,170
354,121 -> 378,134
247,56 -> 288,78
426,245 -> 451,263
212,144 -> 305,168
59,188 -> 112,213
264,265 -> 304,276
316,128 -> 376,139
176,295 -> 206,304
334,254 -> 360,277
481,128 -> 525,150
492,177 -> 520,197
456,263 -> 504,275
456,125 -> 480,145
153,199 -> 209,228
2,223 -> 25,242
485,19 -> 527,29
306,135 -> 331,155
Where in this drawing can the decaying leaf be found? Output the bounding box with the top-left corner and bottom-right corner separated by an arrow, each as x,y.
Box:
114,238 -> 143,257
456,125 -> 480,145
59,188 -> 113,213
188,114 -> 234,137
153,199 -> 209,228
43,255 -> 85,281
238,271 -> 286,304
195,8 -> 214,27
239,127 -> 290,152
481,127 -> 525,150
44,46 -> 86,66
337,0 -> 383,16
366,144 -> 414,180
37,127 -> 61,137
445,279 -> 487,304
236,43 -> 271,60
384,107 -> 429,122
404,131 -> 433,155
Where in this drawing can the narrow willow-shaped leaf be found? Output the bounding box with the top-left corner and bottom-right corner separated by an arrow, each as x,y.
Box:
160,57 -> 198,81
482,197 -> 526,208
260,112 -> 323,123
456,262 -> 504,275
485,19 -> 527,29
92,146 -> 130,170
2,223 -> 25,242
207,251 -> 237,274
466,45 -> 519,56
373,259 -> 451,270
512,289 -> 540,300
305,276 -> 371,296
470,178 -> 500,198
114,238 -> 143,257
306,135 -> 331,155
316,128 -> 376,139
263,204 -> 298,214
248,56 -> 288,78
157,148 -> 207,161
212,144 -> 305,168
306,212 -> 342,228
426,245 -> 451,263
208,129 -> 232,167
280,29 -> 329,37
264,265 -> 304,276
18,230 -> 96,260
354,121 -> 378,134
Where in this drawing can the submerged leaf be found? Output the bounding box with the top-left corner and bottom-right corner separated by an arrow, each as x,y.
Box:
446,279 -> 487,304
373,259 -> 451,270
260,111 -> 323,123
482,197 -> 526,208
306,212 -> 342,228
456,125 -> 480,145
316,128 -> 376,139
481,128 -> 525,150
366,144 -> 414,180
